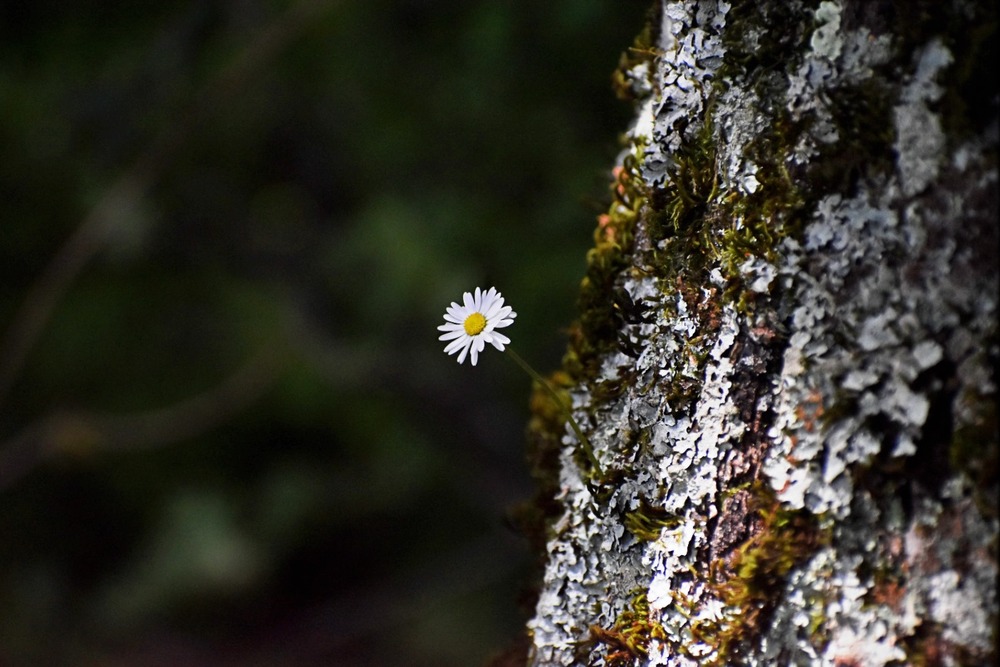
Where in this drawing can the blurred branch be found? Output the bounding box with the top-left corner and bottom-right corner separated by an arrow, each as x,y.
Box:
0,349 -> 282,491
0,0 -> 339,409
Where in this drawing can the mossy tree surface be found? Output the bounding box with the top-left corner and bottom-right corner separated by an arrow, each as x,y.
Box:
524,1 -> 998,665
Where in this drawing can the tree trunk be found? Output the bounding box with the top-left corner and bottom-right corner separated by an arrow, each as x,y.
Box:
522,1 -> 997,665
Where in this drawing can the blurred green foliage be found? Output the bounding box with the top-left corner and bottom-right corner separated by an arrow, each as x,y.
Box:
0,1 -> 649,664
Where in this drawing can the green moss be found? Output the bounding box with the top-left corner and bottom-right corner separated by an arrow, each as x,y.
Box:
611,15 -> 658,103
584,591 -> 667,667
645,112 -> 724,277
567,147 -> 647,383
623,497 -> 682,541
688,483 -> 828,666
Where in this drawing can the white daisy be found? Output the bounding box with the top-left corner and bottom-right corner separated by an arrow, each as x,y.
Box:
438,286 -> 516,365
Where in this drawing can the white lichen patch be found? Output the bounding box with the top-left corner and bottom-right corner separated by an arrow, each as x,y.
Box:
643,0 -> 730,186
810,2 -> 843,60
894,39 -> 953,197
739,255 -> 777,294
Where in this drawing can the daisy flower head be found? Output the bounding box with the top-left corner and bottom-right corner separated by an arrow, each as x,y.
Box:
438,286 -> 516,365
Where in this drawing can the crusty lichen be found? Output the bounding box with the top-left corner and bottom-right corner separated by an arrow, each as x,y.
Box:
526,1 -> 998,666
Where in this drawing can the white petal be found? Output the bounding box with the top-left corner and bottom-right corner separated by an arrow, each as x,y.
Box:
470,336 -> 486,365
489,332 -> 510,349
484,298 -> 505,320
443,312 -> 463,324
439,329 -> 465,341
438,322 -> 462,332
473,287 -> 483,311
445,336 -> 470,354
456,342 -> 470,364
482,287 -> 499,310
463,291 -> 475,310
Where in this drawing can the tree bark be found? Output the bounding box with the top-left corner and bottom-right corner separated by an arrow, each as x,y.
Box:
523,1 -> 997,665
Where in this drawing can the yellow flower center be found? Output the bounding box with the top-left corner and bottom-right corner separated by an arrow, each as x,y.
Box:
464,312 -> 487,336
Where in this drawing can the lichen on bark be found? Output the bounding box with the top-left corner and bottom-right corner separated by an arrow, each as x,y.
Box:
524,1 -> 998,666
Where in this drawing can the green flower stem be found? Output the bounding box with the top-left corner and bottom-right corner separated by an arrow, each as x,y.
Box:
505,347 -> 604,479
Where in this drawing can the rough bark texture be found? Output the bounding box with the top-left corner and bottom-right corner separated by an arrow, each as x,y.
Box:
523,1 -> 997,665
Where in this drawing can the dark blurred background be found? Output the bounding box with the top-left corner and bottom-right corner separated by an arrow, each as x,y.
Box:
0,1 -> 647,664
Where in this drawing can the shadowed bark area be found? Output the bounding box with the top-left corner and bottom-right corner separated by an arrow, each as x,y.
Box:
521,1 -> 998,665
